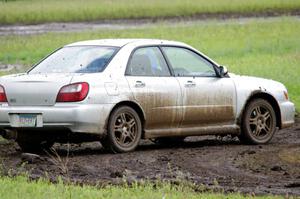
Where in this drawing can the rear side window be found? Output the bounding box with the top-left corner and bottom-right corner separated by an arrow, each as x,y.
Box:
29,46 -> 118,74
126,47 -> 171,76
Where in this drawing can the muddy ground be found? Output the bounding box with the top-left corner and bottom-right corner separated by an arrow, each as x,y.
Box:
0,118 -> 299,196
0,13 -> 300,36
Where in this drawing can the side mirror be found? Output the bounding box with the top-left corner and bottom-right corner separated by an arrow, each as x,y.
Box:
219,65 -> 228,77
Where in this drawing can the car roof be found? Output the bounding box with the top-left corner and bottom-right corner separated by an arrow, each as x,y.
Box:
65,39 -> 188,48
65,38 -> 220,66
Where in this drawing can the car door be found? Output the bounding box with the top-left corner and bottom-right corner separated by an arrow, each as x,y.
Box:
161,46 -> 236,128
125,46 -> 182,130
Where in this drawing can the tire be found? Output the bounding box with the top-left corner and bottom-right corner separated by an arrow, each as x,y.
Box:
102,106 -> 142,153
16,131 -> 54,153
240,99 -> 277,144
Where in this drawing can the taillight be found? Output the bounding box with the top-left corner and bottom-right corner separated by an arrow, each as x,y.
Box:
56,82 -> 89,102
0,85 -> 7,102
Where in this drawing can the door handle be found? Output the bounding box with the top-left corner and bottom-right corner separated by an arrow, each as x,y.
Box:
135,81 -> 146,88
184,80 -> 196,87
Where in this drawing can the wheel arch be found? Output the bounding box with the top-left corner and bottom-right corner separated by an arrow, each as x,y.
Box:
238,91 -> 282,129
106,100 -> 146,136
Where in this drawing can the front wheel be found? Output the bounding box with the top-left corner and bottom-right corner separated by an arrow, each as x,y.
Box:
102,106 -> 142,153
240,99 -> 277,144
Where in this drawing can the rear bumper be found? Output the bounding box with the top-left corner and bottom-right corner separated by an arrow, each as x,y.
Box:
279,101 -> 295,128
0,103 -> 114,134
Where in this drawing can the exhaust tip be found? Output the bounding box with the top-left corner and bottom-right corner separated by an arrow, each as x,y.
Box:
0,129 -> 5,137
0,129 -> 17,140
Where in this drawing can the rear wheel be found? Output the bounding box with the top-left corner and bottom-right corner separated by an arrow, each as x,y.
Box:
16,131 -> 54,153
240,99 -> 277,144
102,106 -> 142,153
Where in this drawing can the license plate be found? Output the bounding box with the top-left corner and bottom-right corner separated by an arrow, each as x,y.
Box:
18,114 -> 37,127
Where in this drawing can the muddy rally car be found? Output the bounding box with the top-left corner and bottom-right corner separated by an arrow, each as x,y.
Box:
0,39 -> 295,153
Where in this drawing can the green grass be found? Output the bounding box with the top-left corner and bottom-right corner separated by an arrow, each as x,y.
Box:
0,17 -> 299,111
0,0 -> 300,25
0,176 -> 282,199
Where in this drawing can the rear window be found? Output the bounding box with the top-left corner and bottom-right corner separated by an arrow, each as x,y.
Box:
29,46 -> 119,74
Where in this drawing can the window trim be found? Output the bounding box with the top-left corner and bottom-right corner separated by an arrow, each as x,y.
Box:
160,45 -> 220,78
125,45 -> 173,77
27,45 -> 120,74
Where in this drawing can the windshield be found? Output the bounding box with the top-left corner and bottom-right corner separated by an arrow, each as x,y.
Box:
29,46 -> 119,74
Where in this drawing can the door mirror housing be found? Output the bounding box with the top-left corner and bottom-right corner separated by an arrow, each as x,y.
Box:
219,65 -> 229,77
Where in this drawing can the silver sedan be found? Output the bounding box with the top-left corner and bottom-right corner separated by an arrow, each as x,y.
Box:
0,39 -> 295,153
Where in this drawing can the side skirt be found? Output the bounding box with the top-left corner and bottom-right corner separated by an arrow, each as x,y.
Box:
144,124 -> 240,139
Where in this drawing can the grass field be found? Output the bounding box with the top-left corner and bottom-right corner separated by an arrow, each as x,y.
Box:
0,0 -> 300,25
0,176 -> 283,199
0,17 -> 299,111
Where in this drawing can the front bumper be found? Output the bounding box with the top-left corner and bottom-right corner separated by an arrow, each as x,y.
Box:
279,101 -> 295,128
0,103 -> 115,134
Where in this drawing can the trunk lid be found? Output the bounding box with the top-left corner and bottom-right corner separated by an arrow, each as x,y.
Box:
1,73 -> 73,106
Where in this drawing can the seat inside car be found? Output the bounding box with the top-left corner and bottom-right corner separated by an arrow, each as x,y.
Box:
129,54 -> 153,76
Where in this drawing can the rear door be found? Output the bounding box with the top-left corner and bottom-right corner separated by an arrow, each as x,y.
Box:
125,46 -> 182,130
161,46 -> 236,128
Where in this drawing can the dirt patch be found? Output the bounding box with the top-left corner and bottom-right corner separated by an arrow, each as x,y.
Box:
0,119 -> 299,196
0,13 -> 300,36
0,63 -> 26,73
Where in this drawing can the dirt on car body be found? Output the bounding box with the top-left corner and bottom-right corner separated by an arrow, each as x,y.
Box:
0,118 -> 299,196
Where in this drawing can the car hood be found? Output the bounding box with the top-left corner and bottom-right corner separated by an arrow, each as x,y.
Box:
229,73 -> 287,93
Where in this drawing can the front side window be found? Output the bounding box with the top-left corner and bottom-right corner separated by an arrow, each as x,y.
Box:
126,47 -> 171,76
29,46 -> 118,74
162,47 -> 216,77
